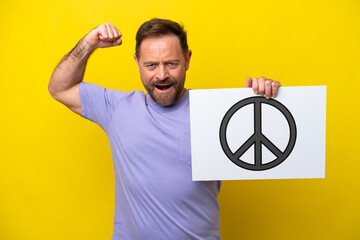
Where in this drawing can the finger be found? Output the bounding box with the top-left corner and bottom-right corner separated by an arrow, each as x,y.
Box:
115,27 -> 122,39
252,77 -> 259,94
108,23 -> 119,40
104,23 -> 114,40
116,29 -> 122,38
258,77 -> 266,95
264,79 -> 272,99
245,77 -> 252,88
112,27 -> 122,46
98,24 -> 108,40
271,81 -> 281,98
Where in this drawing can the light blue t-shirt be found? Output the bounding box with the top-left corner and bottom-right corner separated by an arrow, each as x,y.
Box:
79,82 -> 221,240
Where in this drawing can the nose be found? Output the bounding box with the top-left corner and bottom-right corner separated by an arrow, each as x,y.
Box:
156,64 -> 168,81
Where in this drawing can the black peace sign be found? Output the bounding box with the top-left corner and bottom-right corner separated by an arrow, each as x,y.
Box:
219,96 -> 297,171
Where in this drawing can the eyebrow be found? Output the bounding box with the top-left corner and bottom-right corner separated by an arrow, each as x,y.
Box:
143,61 -> 157,65
143,59 -> 180,65
165,60 -> 180,64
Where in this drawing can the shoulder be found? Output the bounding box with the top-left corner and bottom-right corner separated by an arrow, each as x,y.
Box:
80,82 -> 145,104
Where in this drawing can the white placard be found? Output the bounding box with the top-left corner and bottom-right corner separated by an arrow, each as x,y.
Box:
190,86 -> 326,181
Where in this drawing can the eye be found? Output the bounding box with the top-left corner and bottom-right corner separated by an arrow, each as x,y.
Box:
145,63 -> 156,69
167,62 -> 178,68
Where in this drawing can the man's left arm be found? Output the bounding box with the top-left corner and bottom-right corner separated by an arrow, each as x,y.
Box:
245,77 -> 281,98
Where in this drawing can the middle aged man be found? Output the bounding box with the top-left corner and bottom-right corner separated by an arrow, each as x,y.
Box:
48,19 -> 281,239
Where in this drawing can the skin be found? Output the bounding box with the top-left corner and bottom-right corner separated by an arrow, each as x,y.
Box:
48,23 -> 122,115
48,22 -> 281,115
134,35 -> 192,106
245,76 -> 281,99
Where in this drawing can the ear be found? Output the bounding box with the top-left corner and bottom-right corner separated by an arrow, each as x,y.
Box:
185,50 -> 192,71
134,54 -> 140,71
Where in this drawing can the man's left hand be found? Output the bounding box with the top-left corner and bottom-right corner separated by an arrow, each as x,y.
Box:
245,77 -> 281,99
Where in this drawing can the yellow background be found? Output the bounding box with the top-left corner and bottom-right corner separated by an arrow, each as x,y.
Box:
1,0 -> 359,239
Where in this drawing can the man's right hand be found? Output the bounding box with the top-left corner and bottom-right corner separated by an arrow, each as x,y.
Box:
48,23 -> 122,116
83,23 -> 122,49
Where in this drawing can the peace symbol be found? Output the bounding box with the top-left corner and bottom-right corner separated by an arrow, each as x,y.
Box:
219,96 -> 297,171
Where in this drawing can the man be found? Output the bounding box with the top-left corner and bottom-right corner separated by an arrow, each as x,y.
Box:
48,19 -> 280,239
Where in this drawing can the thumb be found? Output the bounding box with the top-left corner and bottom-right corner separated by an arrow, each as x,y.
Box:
245,77 -> 252,88
112,37 -> 122,46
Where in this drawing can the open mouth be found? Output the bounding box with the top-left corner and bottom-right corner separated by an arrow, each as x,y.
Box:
155,84 -> 173,91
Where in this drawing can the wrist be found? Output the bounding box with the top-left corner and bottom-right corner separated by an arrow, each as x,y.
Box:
70,38 -> 97,62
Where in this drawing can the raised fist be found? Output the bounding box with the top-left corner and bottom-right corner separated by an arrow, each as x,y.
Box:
83,23 -> 122,49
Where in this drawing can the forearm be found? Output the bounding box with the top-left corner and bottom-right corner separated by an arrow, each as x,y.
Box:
48,38 -> 95,98
48,23 -> 121,115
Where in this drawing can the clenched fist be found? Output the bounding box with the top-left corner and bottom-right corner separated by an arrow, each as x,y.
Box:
83,23 -> 122,49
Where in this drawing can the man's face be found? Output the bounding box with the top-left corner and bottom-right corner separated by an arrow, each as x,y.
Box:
135,34 -> 191,106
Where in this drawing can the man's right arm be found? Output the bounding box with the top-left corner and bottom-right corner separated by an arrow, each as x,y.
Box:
48,23 -> 122,116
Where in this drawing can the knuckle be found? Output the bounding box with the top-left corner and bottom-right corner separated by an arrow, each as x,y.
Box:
101,24 -> 107,31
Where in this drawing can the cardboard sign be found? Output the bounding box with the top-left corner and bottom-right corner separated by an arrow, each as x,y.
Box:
190,86 -> 327,181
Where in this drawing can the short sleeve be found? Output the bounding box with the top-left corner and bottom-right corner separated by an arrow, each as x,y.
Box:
79,82 -> 129,131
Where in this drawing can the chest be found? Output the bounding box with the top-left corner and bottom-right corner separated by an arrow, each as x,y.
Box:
107,103 -> 196,198
107,100 -> 192,169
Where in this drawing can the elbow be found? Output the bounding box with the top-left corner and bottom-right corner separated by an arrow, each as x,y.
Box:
48,83 -> 55,99
48,80 -> 59,101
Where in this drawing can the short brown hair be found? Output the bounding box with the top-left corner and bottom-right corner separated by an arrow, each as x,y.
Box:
135,18 -> 188,59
